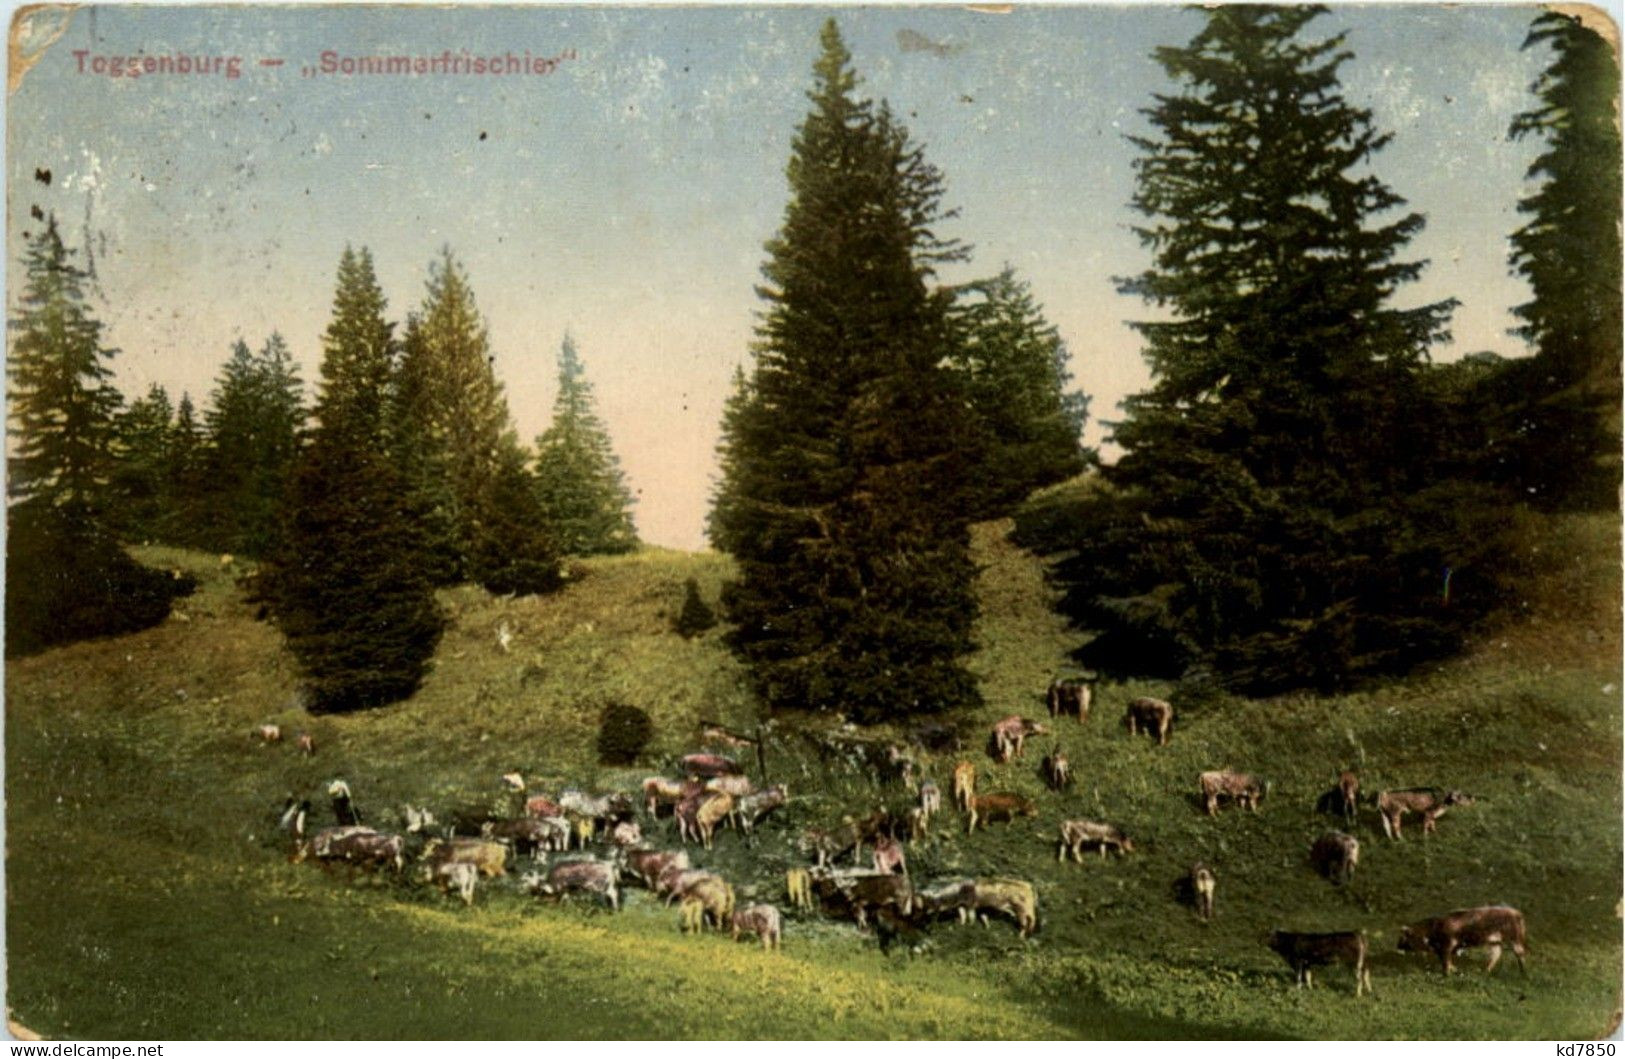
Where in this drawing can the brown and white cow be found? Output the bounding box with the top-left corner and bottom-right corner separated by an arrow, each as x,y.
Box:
481,817 -> 556,861
433,860 -> 479,906
623,847 -> 690,890
735,784 -> 788,837
1123,697 -> 1174,745
914,877 -> 977,924
529,859 -> 620,910
1042,748 -> 1073,792
989,716 -> 1048,763
966,792 -> 1038,833
1377,788 -> 1474,840
1057,819 -> 1135,862
1398,906 -> 1527,975
1046,678 -> 1092,723
845,873 -> 915,930
1269,930 -> 1370,995
678,875 -> 735,932
1309,832 -> 1360,885
641,777 -> 698,818
731,904 -> 783,950
871,833 -> 907,876
694,791 -> 735,850
705,774 -> 756,799
421,837 -> 508,878
1199,769 -> 1264,816
298,826 -> 404,873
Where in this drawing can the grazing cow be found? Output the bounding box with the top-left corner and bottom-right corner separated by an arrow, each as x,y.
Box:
785,867 -> 814,912
989,716 -> 1047,762
1377,788 -> 1474,840
1398,906 -> 1527,975
735,784 -> 788,838
1191,863 -> 1215,921
1315,770 -> 1361,825
731,904 -> 783,950
328,779 -> 362,826
1057,819 -> 1135,862
1123,697 -> 1174,745
918,780 -> 942,822
871,833 -> 907,876
966,792 -> 1038,834
524,794 -> 564,820
529,859 -> 620,910
295,732 -> 316,756
694,791 -> 735,850
257,724 -> 282,744
1046,678 -> 1092,723
678,875 -> 735,931
951,761 -> 977,812
680,753 -> 742,779
299,827 -> 405,874
609,820 -> 643,847
1199,769 -> 1264,816
846,873 -> 915,930
433,860 -> 479,906
914,878 -> 977,925
623,848 -> 690,890
1042,747 -> 1073,791
1268,930 -> 1371,995
970,878 -> 1039,938
421,837 -> 508,878
1310,832 -> 1360,885
481,818 -> 555,861
705,774 -> 756,799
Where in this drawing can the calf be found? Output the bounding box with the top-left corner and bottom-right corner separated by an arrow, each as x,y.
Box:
678,875 -> 735,931
1042,748 -> 1073,792
623,847 -> 689,890
785,867 -> 815,912
967,792 -> 1038,833
1190,863 -> 1215,921
1046,678 -> 1092,723
1199,769 -> 1264,816
1377,788 -> 1474,840
1398,906 -> 1527,975
970,878 -> 1039,938
1123,697 -> 1173,745
951,761 -> 977,812
871,833 -> 907,876
1057,819 -> 1135,862
1268,930 -> 1371,995
989,716 -> 1047,762
421,837 -> 508,878
731,904 -> 783,950
432,860 -> 479,906
800,812 -> 885,867
1310,832 -> 1360,885
530,859 -> 620,910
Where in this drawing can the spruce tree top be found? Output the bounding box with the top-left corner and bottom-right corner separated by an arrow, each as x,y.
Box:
315,246 -> 394,448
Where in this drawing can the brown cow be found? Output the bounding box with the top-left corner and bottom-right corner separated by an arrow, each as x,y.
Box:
731,904 -> 783,950
623,847 -> 690,890
679,875 -> 735,932
1377,788 -> 1474,840
530,859 -> 620,910
1398,906 -> 1527,975
1269,930 -> 1371,995
970,878 -> 1039,937
1310,832 -> 1360,885
989,716 -> 1047,762
1190,863 -> 1215,921
421,837 -> 508,878
871,833 -> 907,876
641,777 -> 699,817
295,731 -> 316,756
1057,819 -> 1135,862
967,792 -> 1038,833
1199,769 -> 1264,816
1123,697 -> 1173,745
1046,678 -> 1092,723
846,873 -> 914,930
694,791 -> 735,850
1042,747 -> 1073,792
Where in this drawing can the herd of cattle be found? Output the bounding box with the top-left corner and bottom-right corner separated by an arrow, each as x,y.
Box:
259,681 -> 1527,992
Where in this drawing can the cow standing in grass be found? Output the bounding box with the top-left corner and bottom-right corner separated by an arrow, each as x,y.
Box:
1268,930 -> 1371,995
731,904 -> 783,950
1199,770 -> 1264,816
1310,832 -> 1360,885
1057,819 -> 1134,862
1047,678 -> 1092,723
1190,863 -> 1215,921
951,761 -> 976,812
1377,788 -> 1474,839
967,793 -> 1038,833
1123,697 -> 1173,745
1398,906 -> 1527,975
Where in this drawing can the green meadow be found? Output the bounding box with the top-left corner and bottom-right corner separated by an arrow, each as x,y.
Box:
6,512 -> 1620,1039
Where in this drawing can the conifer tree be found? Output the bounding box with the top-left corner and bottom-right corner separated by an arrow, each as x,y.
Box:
110,382 -> 174,540
1030,6 -> 1501,693
532,334 -> 639,556
711,21 -> 984,722
948,268 -> 1092,517
264,247 -> 444,712
705,365 -> 754,554
393,250 -> 560,592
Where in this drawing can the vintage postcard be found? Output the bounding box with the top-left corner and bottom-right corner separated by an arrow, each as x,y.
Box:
5,1 -> 1621,1041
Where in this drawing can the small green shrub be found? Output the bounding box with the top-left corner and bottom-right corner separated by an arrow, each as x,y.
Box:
673,578 -> 718,639
597,702 -> 654,765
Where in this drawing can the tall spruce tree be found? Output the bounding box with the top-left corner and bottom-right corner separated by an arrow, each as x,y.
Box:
6,217 -> 186,656
109,382 -> 174,540
1485,11 -> 1623,509
1028,6 -> 1501,694
198,333 -> 304,554
705,364 -> 754,554
948,268 -> 1092,518
711,21 -> 984,722
264,247 -> 444,712
532,334 -> 639,556
393,250 -> 560,592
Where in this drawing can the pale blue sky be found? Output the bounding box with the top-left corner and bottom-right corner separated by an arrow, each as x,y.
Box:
6,4 -> 1573,550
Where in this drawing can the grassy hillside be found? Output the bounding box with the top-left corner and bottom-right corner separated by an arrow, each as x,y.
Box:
6,514 -> 1621,1039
